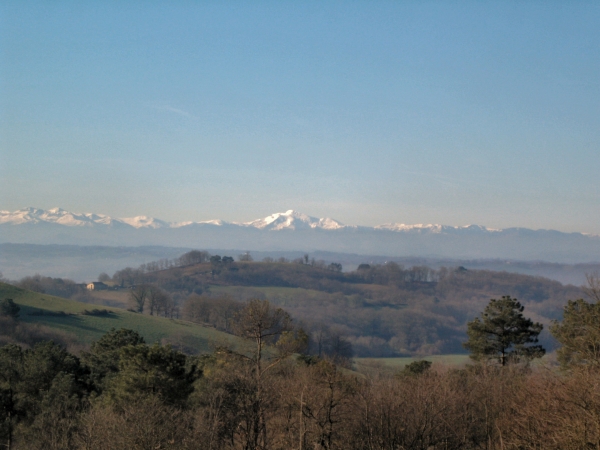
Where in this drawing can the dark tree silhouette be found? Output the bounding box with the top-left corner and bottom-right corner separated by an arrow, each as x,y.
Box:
464,296 -> 544,366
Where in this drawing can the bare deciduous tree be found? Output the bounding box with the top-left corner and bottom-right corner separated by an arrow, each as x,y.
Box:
231,299 -> 304,450
128,284 -> 152,313
147,286 -> 170,316
584,272 -> 600,303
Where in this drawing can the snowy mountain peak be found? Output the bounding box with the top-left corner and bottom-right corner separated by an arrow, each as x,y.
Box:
198,219 -> 226,226
0,207 -> 511,234
375,223 -> 447,233
243,210 -> 345,230
120,216 -> 169,229
0,207 -> 113,227
1,207 -> 598,263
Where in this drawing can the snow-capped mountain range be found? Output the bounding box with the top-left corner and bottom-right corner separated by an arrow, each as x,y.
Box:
0,207 -> 492,233
0,207 -> 171,229
1,207 -> 599,263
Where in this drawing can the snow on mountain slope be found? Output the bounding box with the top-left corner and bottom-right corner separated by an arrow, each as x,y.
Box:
2,207 -> 599,263
119,216 -> 170,229
376,223 -> 444,233
0,207 -> 581,236
242,210 -> 346,230
375,223 -> 497,234
0,207 -> 169,229
0,207 -> 116,227
0,207 -> 530,233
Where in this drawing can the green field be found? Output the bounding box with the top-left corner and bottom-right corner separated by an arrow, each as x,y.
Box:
0,282 -> 240,353
86,289 -> 130,308
354,355 -> 471,371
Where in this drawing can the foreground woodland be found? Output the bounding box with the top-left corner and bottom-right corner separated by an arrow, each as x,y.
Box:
3,276 -> 600,449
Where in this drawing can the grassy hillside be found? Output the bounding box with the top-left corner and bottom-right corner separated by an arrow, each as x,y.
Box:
86,289 -> 130,307
0,282 -> 239,353
7,256 -> 584,357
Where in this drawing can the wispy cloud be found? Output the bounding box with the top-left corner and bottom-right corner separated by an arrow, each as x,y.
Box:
149,104 -> 196,118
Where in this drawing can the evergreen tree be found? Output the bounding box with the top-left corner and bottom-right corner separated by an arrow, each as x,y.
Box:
0,345 -> 24,450
0,299 -> 19,320
551,298 -> 600,369
398,360 -> 432,377
463,296 -> 545,366
81,328 -> 145,391
104,343 -> 197,407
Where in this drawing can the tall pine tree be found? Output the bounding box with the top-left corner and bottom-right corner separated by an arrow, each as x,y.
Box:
464,296 -> 545,366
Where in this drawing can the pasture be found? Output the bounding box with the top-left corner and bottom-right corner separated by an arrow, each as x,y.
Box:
0,282 -> 240,353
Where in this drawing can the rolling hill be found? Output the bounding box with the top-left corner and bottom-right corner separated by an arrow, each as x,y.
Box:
136,259 -> 584,356
0,282 -> 241,354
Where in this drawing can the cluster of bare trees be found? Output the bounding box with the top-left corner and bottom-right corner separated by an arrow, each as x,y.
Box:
111,250 -> 213,287
139,250 -> 212,274
353,263 -> 438,284
12,275 -> 83,298
181,295 -> 354,363
14,356 -> 600,449
182,294 -> 242,333
127,284 -> 177,317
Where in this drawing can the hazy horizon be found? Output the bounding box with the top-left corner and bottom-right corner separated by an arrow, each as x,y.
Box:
2,2 -> 599,234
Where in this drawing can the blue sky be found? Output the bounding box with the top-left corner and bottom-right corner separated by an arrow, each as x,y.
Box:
1,1 -> 599,233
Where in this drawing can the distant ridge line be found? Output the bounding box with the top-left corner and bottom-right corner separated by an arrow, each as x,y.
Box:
1,206 -> 591,235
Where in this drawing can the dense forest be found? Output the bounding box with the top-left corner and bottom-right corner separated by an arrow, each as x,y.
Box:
2,285 -> 600,449
7,250 -> 584,357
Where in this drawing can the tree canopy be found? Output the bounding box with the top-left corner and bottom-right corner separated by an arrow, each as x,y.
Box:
0,299 -> 20,320
463,296 -> 545,366
551,298 -> 600,369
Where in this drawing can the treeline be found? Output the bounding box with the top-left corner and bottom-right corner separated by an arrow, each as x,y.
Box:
181,294 -> 354,362
4,293 -> 600,449
108,250 -> 346,291
108,250 -> 213,286
5,251 -> 585,357
10,275 -> 85,299
193,265 -> 580,356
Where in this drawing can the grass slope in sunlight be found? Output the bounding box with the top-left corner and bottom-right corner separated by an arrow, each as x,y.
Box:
0,282 -> 239,353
